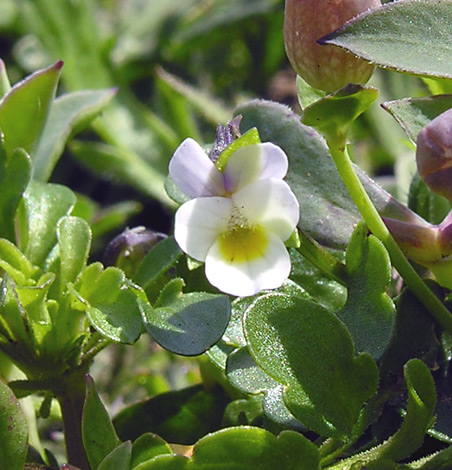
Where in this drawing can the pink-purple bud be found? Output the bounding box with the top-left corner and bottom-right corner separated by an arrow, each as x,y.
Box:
284,0 -> 381,92
416,108 -> 452,202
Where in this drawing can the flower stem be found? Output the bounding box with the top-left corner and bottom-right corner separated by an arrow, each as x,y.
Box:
327,139 -> 452,333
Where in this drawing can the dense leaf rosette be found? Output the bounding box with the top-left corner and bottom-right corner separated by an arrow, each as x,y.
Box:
169,138 -> 299,296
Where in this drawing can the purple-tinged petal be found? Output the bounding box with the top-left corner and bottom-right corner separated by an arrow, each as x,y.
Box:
169,138 -> 225,198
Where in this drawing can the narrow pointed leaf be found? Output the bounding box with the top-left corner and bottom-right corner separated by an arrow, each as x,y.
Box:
33,88 -> 117,181
0,61 -> 62,157
82,375 -> 121,470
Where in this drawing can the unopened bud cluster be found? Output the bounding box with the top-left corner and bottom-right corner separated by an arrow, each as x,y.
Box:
284,0 -> 381,92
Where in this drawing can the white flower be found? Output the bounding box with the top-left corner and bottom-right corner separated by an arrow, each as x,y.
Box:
169,138 -> 300,296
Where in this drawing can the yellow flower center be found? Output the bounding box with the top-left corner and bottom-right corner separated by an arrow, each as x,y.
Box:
218,225 -> 268,263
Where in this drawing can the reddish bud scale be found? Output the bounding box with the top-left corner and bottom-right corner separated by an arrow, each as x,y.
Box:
284,0 -> 381,92
416,108 -> 452,202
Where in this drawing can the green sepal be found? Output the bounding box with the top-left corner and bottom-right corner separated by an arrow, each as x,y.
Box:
215,127 -> 261,172
302,84 -> 378,144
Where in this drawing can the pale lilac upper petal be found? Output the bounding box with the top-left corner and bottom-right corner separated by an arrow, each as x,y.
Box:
174,197 -> 231,261
232,179 -> 299,241
205,233 -> 291,296
169,138 -> 225,198
223,143 -> 289,193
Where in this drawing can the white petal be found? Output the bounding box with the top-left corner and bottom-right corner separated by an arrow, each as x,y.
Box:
205,232 -> 291,296
223,143 -> 289,193
174,197 -> 231,261
169,138 -> 225,198
232,179 -> 299,241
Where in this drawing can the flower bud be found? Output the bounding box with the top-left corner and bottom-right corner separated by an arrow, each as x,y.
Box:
284,0 -> 381,92
416,108 -> 452,202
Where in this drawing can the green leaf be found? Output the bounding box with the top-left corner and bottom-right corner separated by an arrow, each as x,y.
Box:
0,238 -> 38,284
33,88 -> 117,181
133,236 -> 182,289
21,181 -> 76,267
140,292 -> 230,356
372,359 -> 436,463
236,100 -> 422,248
139,428 -> 320,470
0,61 -> 62,157
98,441 -> 132,470
56,216 -> 91,291
382,95 -> 452,144
82,375 -> 121,470
0,380 -> 28,470
113,384 -> 229,445
226,347 -> 304,430
131,433 -> 172,469
302,85 -> 378,143
244,293 -> 379,438
0,59 -> 11,97
0,145 -> 31,242
340,223 -> 395,360
321,0 -> 452,80
71,264 -> 142,344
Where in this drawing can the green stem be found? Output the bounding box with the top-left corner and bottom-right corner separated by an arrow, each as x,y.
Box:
53,366 -> 91,470
327,139 -> 452,333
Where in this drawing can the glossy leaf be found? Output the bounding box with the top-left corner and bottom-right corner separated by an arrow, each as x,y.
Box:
114,384 -> 229,445
33,88 -> 117,181
21,181 -> 76,267
133,236 -> 182,289
71,264 -> 142,343
244,293 -> 379,438
56,216 -> 91,291
0,61 -> 62,157
340,223 -> 395,360
140,427 -> 319,470
0,380 -> 28,470
382,95 -> 452,144
98,441 -> 132,470
131,433 -> 172,469
140,292 -> 230,356
82,375 -> 121,470
321,0 -> 452,80
236,100 -> 423,248
0,145 -> 31,242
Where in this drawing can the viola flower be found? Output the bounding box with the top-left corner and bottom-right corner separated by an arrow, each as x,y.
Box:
169,138 -> 300,297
